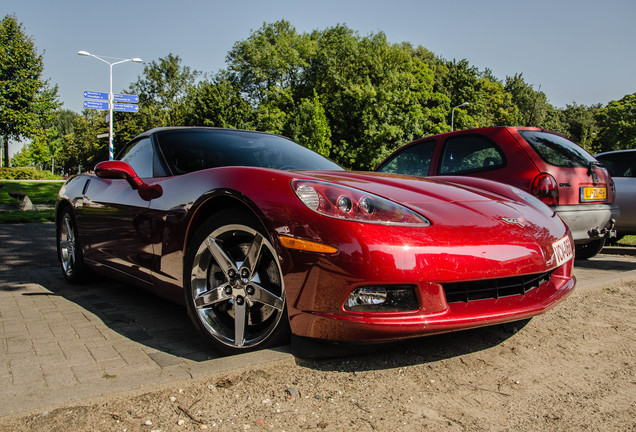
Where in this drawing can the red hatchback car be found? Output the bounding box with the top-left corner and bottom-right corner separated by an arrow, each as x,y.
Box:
376,127 -> 618,259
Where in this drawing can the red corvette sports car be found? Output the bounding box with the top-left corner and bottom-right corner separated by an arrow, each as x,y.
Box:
56,127 -> 576,355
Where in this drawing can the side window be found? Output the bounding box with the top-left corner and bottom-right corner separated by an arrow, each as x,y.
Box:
376,141 -> 436,177
120,138 -> 153,178
597,153 -> 634,177
439,135 -> 505,175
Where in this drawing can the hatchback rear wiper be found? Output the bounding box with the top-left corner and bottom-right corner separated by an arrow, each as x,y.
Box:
588,161 -> 601,183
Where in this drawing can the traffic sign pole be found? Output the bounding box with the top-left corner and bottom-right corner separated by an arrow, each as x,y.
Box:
78,52 -> 142,162
107,62 -> 115,160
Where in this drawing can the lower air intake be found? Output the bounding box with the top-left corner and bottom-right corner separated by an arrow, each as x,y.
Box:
443,271 -> 553,303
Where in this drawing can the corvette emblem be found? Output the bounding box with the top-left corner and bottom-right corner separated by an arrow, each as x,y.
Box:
501,217 -> 525,227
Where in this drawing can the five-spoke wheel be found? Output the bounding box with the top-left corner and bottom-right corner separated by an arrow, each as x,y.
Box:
57,208 -> 87,283
185,213 -> 288,354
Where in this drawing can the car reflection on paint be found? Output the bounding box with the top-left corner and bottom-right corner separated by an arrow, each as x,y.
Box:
56,127 -> 576,356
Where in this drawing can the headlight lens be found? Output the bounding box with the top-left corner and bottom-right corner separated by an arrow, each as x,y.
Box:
292,180 -> 430,226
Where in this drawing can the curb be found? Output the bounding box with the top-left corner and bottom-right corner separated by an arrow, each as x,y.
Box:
602,246 -> 636,257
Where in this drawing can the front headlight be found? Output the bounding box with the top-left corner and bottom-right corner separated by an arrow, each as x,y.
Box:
292,180 -> 431,226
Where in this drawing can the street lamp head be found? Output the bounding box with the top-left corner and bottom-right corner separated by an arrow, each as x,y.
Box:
77,50 -> 91,56
131,58 -> 143,63
459,102 -> 469,107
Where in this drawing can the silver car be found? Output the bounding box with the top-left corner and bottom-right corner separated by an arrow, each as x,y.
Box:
595,149 -> 636,237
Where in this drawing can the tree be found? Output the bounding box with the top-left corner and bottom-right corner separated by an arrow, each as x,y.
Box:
0,15 -> 59,166
226,20 -> 313,106
559,103 -> 601,151
286,90 -> 331,156
123,53 -> 199,141
11,109 -> 81,170
56,111 -> 106,173
302,26 -> 441,169
182,75 -> 252,129
595,93 -> 636,152
504,74 -> 552,127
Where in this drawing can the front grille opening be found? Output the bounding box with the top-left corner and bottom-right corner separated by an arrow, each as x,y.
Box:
443,271 -> 553,303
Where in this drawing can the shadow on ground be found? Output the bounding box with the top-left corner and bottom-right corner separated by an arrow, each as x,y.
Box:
294,319 -> 529,372
3,223 -> 632,370
0,223 -> 217,362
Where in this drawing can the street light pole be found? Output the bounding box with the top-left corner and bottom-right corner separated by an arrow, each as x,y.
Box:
77,51 -> 142,160
451,102 -> 469,132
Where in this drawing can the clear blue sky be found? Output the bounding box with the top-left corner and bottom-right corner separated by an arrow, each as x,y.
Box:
5,0 -> 636,116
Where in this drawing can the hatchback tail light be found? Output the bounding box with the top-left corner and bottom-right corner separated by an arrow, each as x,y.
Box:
531,173 -> 559,206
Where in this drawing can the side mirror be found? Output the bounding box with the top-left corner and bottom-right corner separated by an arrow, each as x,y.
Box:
94,161 -> 163,201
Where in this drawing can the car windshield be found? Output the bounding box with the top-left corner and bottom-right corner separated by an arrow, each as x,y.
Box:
155,129 -> 342,175
518,130 -> 597,168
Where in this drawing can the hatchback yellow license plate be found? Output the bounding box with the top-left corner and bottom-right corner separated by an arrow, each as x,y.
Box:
580,186 -> 606,202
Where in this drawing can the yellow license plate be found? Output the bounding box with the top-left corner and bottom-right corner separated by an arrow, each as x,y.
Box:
580,186 -> 606,202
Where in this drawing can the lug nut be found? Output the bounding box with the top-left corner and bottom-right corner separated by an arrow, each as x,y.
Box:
246,286 -> 255,296
236,296 -> 244,305
241,268 -> 250,279
224,286 -> 232,295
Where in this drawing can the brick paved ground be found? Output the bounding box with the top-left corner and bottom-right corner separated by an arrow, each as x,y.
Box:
0,223 -> 634,418
0,223 -> 290,417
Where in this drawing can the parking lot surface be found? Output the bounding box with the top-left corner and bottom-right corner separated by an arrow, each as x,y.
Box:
1,223 -> 635,418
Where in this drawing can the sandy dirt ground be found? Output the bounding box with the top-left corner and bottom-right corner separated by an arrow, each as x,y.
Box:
1,279 -> 634,432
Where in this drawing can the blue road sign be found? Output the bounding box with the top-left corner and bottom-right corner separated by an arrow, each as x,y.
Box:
113,103 -> 139,113
83,91 -> 109,100
114,93 -> 139,103
84,100 -> 109,110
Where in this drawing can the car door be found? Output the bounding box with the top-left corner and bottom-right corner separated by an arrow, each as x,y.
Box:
78,137 -> 159,285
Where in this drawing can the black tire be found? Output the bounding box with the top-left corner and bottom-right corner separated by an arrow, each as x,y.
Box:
57,207 -> 88,283
183,210 -> 290,355
575,238 -> 605,260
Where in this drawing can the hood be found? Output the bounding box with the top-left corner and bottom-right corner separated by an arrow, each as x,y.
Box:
297,170 -> 509,205
294,170 -> 565,243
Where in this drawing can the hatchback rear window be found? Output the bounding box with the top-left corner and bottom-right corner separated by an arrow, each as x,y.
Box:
518,130 -> 596,168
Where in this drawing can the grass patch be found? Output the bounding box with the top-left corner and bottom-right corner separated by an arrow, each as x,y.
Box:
0,210 -> 55,224
617,235 -> 636,247
0,181 -> 63,205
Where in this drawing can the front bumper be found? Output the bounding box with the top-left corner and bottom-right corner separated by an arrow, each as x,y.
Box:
288,267 -> 575,342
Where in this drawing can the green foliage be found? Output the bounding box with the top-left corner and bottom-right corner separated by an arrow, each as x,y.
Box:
617,235 -> 636,247
54,111 -> 107,173
226,20 -> 313,105
0,209 -> 55,224
595,93 -> 636,153
0,15 -> 59,166
287,90 -> 332,156
6,17 -> 634,173
504,74 -> 554,127
0,167 -> 62,180
0,180 -> 63,203
559,103 -> 601,152
130,53 -> 199,114
182,77 -> 252,129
